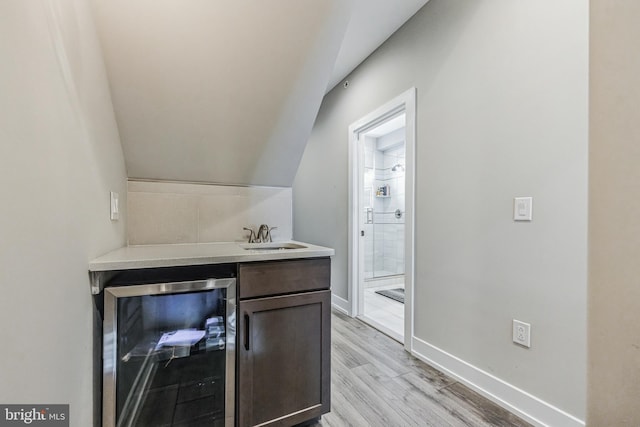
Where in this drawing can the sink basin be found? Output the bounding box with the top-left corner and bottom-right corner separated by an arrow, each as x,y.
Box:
239,242 -> 307,251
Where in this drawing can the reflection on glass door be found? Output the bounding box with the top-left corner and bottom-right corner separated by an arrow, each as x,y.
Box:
103,279 -> 235,427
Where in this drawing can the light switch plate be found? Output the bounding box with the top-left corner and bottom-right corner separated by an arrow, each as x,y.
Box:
110,191 -> 119,221
514,197 -> 532,221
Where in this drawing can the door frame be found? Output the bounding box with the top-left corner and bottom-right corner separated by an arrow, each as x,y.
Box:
347,87 -> 416,352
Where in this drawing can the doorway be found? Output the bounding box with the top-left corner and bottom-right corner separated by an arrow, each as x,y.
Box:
348,88 -> 416,351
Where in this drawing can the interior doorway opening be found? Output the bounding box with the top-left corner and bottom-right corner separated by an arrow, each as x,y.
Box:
361,115 -> 406,341
348,88 -> 416,350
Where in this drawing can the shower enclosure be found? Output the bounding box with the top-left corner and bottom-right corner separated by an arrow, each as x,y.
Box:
362,133 -> 405,281
358,120 -> 406,342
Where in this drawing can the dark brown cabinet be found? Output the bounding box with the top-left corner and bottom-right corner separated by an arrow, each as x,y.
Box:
237,258 -> 331,427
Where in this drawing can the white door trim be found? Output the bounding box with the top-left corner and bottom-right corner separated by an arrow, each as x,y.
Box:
347,87 -> 416,352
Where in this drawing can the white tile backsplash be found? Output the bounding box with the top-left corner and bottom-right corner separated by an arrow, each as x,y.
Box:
127,181 -> 292,245
127,192 -> 199,245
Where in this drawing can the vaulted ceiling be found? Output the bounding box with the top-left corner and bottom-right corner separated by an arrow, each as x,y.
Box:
91,0 -> 428,186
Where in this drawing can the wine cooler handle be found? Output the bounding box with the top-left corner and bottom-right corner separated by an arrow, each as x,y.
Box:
244,313 -> 250,351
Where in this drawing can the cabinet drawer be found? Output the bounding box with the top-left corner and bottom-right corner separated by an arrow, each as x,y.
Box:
238,258 -> 330,299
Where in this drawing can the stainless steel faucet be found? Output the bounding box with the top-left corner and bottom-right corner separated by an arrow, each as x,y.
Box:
257,224 -> 277,243
243,227 -> 258,243
244,225 -> 277,243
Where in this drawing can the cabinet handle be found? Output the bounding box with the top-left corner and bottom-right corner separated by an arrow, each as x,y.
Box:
244,313 -> 250,351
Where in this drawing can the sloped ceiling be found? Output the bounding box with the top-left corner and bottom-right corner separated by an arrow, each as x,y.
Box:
327,0 -> 429,91
92,0 -> 352,186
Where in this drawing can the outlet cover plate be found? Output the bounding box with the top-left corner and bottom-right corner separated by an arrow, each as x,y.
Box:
513,319 -> 531,348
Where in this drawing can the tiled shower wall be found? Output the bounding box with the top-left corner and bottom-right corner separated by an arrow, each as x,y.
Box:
378,145 -> 405,275
127,180 -> 292,245
363,137 -> 405,280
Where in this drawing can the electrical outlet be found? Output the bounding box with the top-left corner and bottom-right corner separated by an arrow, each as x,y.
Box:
512,320 -> 531,348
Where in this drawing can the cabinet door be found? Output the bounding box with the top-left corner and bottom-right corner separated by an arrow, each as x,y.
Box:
238,290 -> 330,427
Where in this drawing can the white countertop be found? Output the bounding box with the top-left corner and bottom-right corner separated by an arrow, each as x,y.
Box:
88,241 -> 334,272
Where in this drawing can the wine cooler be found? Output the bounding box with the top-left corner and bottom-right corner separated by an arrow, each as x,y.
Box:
102,278 -> 236,427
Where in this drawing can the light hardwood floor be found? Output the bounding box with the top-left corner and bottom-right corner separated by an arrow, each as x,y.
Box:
309,311 -> 533,427
363,285 -> 404,338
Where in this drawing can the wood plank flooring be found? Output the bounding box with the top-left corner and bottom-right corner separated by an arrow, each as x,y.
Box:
309,311 -> 533,427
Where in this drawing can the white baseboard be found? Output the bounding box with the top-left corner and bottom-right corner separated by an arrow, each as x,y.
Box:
331,294 -> 351,316
411,337 -> 585,427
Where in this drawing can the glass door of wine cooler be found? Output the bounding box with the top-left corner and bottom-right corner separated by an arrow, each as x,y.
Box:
103,278 -> 236,427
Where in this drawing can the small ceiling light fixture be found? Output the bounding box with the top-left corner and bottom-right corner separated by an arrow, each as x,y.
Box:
391,163 -> 405,172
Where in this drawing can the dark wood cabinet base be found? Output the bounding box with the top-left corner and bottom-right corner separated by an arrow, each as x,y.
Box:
237,259 -> 331,427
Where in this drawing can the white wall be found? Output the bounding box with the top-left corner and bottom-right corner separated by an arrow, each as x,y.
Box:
294,0 -> 587,422
589,1 -> 640,425
0,1 -> 127,425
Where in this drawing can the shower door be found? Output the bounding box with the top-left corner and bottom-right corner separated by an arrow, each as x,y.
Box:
362,138 -> 405,280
